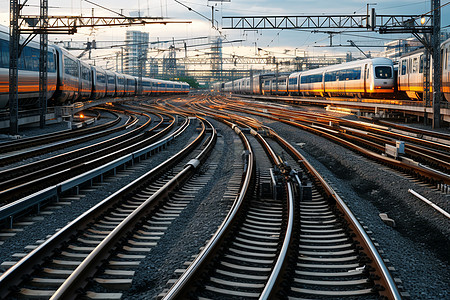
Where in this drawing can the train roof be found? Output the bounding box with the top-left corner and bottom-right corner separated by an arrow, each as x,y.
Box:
399,47 -> 426,58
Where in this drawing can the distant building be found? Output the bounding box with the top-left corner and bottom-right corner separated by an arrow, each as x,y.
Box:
383,38 -> 422,59
124,30 -> 149,76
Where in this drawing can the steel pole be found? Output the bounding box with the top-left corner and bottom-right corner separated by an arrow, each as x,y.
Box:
39,0 -> 49,128
9,0 -> 19,135
432,0 -> 441,128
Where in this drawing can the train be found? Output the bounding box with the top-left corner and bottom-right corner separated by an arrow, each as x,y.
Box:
0,25 -> 190,109
217,38 -> 450,102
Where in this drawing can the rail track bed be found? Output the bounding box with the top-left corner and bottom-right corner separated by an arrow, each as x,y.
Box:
199,95 -> 449,299
0,106 -> 174,204
0,94 -> 448,299
0,116 -> 216,298
154,99 -> 400,299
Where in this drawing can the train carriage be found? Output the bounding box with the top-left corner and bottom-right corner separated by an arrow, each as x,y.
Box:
78,60 -> 92,100
271,76 -> 288,95
323,57 -> 395,98
0,26 -> 58,109
91,66 -> 106,99
123,74 -> 136,96
105,70 -> 116,97
262,78 -> 272,95
53,45 -> 81,104
398,49 -> 428,100
288,72 -> 300,95
115,73 -> 125,97
300,69 -> 324,97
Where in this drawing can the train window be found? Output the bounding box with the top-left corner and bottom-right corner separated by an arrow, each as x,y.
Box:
108,76 -> 115,84
0,39 -> 8,68
47,52 -> 56,72
97,73 -> 106,84
64,56 -> 79,77
325,71 -> 338,82
401,60 -> 407,75
289,77 -> 298,85
30,48 -> 39,71
445,49 -> 448,70
412,57 -> 418,73
375,66 -> 392,79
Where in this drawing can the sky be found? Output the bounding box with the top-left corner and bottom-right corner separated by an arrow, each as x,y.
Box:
1,0 -> 449,70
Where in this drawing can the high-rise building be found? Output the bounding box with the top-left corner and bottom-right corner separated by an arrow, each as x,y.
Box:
124,30 -> 149,76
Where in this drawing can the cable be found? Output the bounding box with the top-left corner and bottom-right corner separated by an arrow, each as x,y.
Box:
83,0 -> 126,17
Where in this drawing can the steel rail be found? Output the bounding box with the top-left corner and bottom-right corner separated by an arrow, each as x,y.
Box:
0,111 -> 165,204
0,113 -> 183,223
193,97 -> 401,298
0,109 -> 120,153
216,100 -> 450,184
0,111 -> 127,166
0,110 -> 155,187
0,116 -> 197,298
162,102 -> 296,300
269,129 -> 402,300
225,99 -> 450,171
50,118 -> 217,299
259,180 -> 294,300
162,120 -> 254,299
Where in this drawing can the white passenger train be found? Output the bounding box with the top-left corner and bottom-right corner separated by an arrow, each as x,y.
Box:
220,41 -> 450,102
0,25 -> 190,109
398,38 -> 450,101
223,57 -> 396,98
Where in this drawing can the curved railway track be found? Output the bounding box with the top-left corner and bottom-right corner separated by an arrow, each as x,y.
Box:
0,117 -> 216,299
0,109 -> 126,166
0,108 -> 176,205
208,96 -> 450,189
156,99 -> 400,300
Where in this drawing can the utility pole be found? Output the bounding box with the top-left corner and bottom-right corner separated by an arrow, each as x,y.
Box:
9,0 -> 19,136
432,0 -> 441,128
39,0 -> 48,129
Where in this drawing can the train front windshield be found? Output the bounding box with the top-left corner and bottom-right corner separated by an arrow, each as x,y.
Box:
375,66 -> 392,79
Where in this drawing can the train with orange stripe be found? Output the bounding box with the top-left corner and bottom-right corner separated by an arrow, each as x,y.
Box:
0,25 -> 190,109
221,40 -> 450,102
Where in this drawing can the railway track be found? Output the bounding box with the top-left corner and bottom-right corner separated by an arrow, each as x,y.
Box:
0,108 -> 126,166
0,107 -> 178,205
156,100 -> 401,299
0,117 -> 217,299
208,96 -> 450,190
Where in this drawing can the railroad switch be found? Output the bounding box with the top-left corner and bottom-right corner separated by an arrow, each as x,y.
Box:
291,170 -> 312,201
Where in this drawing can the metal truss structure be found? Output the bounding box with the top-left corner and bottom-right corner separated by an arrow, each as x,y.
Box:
19,16 -> 190,34
222,14 -> 433,34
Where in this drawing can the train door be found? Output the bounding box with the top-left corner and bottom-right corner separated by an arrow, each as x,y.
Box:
398,58 -> 408,93
363,64 -> 368,94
